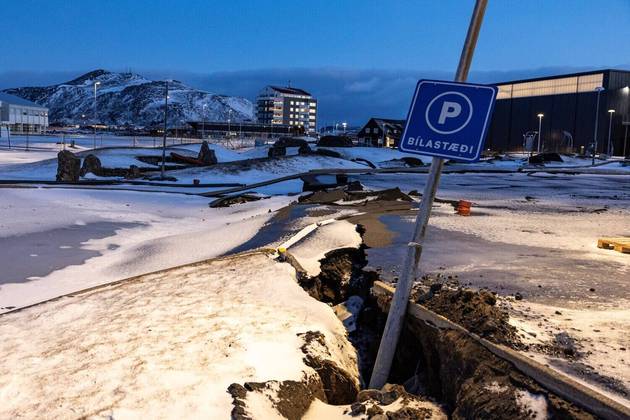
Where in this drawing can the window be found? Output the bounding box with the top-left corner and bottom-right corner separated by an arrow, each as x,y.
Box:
496,73 -> 603,100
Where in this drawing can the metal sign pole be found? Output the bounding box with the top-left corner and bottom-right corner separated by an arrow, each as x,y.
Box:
369,0 -> 489,389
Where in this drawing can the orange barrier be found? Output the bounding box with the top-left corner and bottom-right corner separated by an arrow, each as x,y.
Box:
456,200 -> 472,216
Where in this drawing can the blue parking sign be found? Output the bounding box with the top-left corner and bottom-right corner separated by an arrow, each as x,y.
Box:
399,80 -> 498,162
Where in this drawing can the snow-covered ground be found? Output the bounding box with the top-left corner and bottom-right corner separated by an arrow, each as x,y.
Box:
0,253 -> 358,418
357,171 -> 630,403
0,188 -> 294,311
1,136 -> 629,413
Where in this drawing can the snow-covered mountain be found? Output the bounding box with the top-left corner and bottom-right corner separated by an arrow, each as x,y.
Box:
2,69 -> 254,127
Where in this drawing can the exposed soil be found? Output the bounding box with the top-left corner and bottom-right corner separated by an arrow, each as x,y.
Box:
388,311 -> 595,419
238,190 -> 609,418
298,186 -> 413,206
414,286 -> 522,348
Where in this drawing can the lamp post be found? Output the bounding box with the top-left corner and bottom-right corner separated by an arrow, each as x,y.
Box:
536,113 -> 544,153
607,109 -> 615,156
592,86 -> 605,165
161,80 -> 169,179
228,109 -> 232,138
342,122 -> 347,134
202,104 -> 207,140
93,81 -> 101,149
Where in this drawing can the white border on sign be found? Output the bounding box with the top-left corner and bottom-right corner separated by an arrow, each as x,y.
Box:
398,80 -> 498,162
425,91 -> 473,135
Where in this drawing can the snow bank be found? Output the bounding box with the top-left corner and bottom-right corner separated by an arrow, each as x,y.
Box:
0,253 -> 356,419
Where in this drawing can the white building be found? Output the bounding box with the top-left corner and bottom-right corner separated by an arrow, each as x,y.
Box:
256,86 -> 317,133
0,92 -> 49,134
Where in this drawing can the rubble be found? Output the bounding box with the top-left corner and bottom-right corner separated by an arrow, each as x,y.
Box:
79,153 -> 103,176
197,141 -> 218,165
56,150 -> 81,182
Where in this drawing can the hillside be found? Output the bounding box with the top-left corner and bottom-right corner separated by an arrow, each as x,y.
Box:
2,69 -> 254,127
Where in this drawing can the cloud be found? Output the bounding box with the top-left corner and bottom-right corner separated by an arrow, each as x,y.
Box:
2,64 -> 629,126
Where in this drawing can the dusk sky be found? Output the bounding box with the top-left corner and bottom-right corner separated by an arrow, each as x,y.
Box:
2,0 -> 629,124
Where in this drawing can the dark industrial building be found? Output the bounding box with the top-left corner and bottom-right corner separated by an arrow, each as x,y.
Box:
486,69 -> 630,156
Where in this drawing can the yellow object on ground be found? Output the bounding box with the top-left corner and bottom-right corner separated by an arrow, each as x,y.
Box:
597,237 -> 630,254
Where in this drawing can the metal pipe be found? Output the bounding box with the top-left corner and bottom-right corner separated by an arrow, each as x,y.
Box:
369,0 -> 488,390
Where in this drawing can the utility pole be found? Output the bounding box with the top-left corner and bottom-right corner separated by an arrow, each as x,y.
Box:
369,0 -> 489,390
161,80 -> 169,179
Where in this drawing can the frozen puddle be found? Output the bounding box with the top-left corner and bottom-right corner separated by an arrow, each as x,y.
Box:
0,221 -> 141,287
0,252 -> 358,419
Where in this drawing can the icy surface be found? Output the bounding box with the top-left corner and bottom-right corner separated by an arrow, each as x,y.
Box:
0,253 -> 355,419
0,188 -> 294,311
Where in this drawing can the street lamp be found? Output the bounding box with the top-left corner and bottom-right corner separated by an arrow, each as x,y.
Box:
228,109 -> 232,139
202,104 -> 207,140
592,86 -> 605,165
607,109 -> 615,156
93,81 -> 101,149
342,122 -> 347,133
536,113 -> 544,153
161,80 -> 170,179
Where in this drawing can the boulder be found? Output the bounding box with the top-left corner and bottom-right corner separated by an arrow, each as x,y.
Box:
317,135 -> 354,147
125,165 -> 142,179
274,137 -> 308,148
528,152 -> 563,164
315,148 -> 342,158
197,141 -> 218,165
401,156 -> 425,167
268,146 -> 286,158
56,150 -> 81,182
79,154 -> 103,176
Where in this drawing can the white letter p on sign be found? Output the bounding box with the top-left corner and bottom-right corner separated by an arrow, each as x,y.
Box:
438,101 -> 461,124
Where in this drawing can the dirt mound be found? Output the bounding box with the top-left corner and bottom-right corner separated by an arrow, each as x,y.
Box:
415,287 -> 521,347
299,187 -> 412,205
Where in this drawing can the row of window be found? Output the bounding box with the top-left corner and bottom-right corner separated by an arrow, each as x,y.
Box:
497,74 -> 604,99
